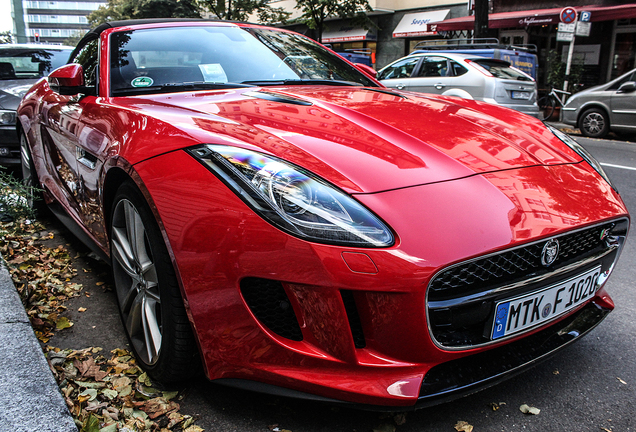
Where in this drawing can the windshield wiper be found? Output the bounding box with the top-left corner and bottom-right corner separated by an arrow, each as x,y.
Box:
241,79 -> 363,87
112,81 -> 254,96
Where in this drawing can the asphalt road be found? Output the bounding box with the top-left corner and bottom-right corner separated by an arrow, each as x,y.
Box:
43,134 -> 636,432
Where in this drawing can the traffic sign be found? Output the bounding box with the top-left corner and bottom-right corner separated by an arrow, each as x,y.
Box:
576,21 -> 591,37
557,31 -> 574,42
580,11 -> 591,22
558,23 -> 576,32
561,7 -> 577,24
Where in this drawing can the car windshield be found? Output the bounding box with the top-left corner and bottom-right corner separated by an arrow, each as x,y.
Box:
110,26 -> 377,95
471,59 -> 533,82
0,48 -> 71,80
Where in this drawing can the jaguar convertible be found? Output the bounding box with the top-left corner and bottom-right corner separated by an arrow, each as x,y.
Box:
18,19 -> 629,408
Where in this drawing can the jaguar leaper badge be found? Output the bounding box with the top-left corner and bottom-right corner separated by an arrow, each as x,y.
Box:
541,239 -> 560,267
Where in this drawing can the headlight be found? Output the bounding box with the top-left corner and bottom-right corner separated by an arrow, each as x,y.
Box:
0,110 -> 16,126
546,124 -> 615,190
188,145 -> 395,247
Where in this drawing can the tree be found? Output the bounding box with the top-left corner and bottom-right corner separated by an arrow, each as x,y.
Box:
88,0 -> 201,26
198,0 -> 290,24
295,0 -> 373,43
0,31 -> 12,44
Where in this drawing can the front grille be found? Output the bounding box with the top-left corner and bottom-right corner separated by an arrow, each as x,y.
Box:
427,219 -> 627,348
241,278 -> 303,341
430,224 -> 611,300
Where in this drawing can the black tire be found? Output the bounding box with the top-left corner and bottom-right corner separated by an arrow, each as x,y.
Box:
538,95 -> 556,121
579,108 -> 609,138
110,181 -> 199,384
19,131 -> 45,213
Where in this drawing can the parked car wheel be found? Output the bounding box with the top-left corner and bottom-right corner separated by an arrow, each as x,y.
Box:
579,108 -> 609,138
110,181 -> 199,383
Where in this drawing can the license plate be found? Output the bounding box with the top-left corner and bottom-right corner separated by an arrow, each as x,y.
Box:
491,266 -> 601,340
511,91 -> 531,100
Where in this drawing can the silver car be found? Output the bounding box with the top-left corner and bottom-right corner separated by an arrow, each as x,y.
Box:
562,68 -> 636,138
378,52 -> 539,118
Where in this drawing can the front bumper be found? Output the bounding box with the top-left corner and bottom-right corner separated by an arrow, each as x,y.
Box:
0,126 -> 20,165
134,149 -> 628,407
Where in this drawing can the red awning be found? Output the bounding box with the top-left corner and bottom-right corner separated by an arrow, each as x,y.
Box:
433,4 -> 636,32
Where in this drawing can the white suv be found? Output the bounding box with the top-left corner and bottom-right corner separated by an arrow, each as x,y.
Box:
378,52 -> 540,118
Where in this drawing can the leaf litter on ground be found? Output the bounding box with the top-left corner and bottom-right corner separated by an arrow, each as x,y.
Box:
2,218 -> 203,431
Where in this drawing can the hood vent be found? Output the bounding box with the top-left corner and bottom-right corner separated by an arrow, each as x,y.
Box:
243,90 -> 313,106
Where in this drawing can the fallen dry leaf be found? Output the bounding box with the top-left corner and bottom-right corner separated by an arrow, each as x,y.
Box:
520,404 -> 541,415
617,378 -> 627,385
373,424 -> 396,432
454,420 -> 474,432
78,307 -> 87,312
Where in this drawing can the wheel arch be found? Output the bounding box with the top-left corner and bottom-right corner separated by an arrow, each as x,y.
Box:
577,103 -> 611,128
442,88 -> 474,99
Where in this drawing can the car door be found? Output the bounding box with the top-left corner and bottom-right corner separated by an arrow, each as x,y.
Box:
40,38 -> 103,237
610,72 -> 636,130
70,38 -> 111,244
406,56 -> 453,95
377,56 -> 421,91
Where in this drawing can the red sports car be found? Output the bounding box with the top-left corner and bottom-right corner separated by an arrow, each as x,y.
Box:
18,20 -> 629,408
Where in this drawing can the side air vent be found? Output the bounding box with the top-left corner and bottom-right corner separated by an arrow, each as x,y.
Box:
240,278 -> 303,341
341,290 -> 366,348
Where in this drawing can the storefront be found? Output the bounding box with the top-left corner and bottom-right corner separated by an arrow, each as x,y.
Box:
432,4 -> 636,87
321,25 -> 377,66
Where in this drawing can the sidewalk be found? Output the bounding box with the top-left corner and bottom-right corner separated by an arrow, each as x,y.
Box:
0,261 -> 77,432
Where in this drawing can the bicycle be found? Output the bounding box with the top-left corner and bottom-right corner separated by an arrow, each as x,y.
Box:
538,88 -> 571,121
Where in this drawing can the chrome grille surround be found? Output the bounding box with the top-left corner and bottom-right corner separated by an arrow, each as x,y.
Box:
426,218 -> 629,350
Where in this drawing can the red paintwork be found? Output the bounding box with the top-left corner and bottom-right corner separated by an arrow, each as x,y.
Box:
17,20 -> 629,406
48,64 -> 84,87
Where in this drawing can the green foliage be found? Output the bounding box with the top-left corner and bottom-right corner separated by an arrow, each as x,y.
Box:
0,169 -> 40,222
88,0 -> 201,26
0,31 -> 13,44
294,0 -> 373,43
63,31 -> 85,47
199,0 -> 291,23
545,49 -> 584,92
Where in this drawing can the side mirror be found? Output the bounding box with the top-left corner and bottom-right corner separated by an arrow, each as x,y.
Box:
49,64 -> 92,96
354,63 -> 377,80
618,81 -> 636,93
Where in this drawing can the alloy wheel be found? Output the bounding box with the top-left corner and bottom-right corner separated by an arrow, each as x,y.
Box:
111,199 -> 162,365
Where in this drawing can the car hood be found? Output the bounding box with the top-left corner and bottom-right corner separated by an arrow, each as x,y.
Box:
120,86 -> 582,193
0,79 -> 38,110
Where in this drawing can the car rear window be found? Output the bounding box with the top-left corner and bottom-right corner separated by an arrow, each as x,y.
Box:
471,59 -> 532,81
0,48 -> 71,79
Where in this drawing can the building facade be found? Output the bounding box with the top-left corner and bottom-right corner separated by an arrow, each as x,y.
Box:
274,0 -> 636,90
11,0 -> 106,44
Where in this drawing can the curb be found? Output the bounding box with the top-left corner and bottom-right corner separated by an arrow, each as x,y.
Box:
0,260 -> 77,432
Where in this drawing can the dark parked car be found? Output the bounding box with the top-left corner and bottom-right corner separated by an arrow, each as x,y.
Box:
562,68 -> 636,138
18,20 -> 628,409
0,44 -> 72,165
